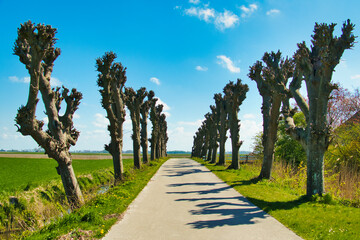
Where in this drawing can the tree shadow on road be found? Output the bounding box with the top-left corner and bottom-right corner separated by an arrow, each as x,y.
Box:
167,182 -> 223,187
166,186 -> 232,195
163,168 -> 210,177
176,196 -> 268,229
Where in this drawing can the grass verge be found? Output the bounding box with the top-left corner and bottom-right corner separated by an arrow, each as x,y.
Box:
19,157 -> 168,239
193,157 -> 360,240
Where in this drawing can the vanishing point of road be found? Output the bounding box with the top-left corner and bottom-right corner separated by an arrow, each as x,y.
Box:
103,158 -> 302,240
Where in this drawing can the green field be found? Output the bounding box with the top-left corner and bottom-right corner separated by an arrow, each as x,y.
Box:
0,157 -> 122,192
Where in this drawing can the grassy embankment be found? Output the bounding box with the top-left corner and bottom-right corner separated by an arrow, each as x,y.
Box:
0,155 -> 168,239
194,157 -> 360,240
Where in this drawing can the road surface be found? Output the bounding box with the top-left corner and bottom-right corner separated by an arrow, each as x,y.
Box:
103,158 -> 302,240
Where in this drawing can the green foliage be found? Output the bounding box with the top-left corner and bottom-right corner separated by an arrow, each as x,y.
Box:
252,112 -> 306,166
326,123 -> 360,171
251,131 -> 263,159
275,112 -> 306,166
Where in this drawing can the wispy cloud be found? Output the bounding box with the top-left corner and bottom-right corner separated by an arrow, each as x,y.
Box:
215,10 -> 239,30
189,0 -> 200,4
92,113 -> 109,128
183,4 -> 238,30
195,65 -> 208,71
9,76 -> 30,83
216,55 -> 240,73
50,77 -> 62,87
240,3 -> 258,18
185,6 -> 215,22
266,9 -> 280,16
156,98 -> 171,117
150,77 -> 160,85
9,76 -> 62,87
178,119 -> 203,127
350,74 -> 360,80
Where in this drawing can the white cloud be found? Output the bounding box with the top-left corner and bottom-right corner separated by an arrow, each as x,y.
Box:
150,77 -> 160,85
184,6 -> 239,30
92,113 -> 109,128
156,98 -> 171,117
266,9 -> 280,16
178,119 -> 203,127
216,55 -> 240,73
9,76 -> 30,83
215,10 -> 239,30
50,77 -> 62,87
240,3 -> 258,18
189,0 -> 200,4
185,6 -> 215,22
73,113 -> 80,119
239,119 -> 262,151
9,76 -> 62,87
195,65 -> 208,71
243,113 -> 256,119
350,74 -> 360,80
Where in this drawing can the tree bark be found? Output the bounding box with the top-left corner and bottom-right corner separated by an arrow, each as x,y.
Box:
57,157 -> 84,208
259,95 -> 281,179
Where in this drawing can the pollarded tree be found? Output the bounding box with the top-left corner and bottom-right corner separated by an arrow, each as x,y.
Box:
282,20 -> 356,196
191,124 -> 206,158
148,98 -> 159,160
158,113 -> 168,157
125,87 -> 147,169
14,21 -> 84,208
200,119 -> 210,159
214,93 -> 228,166
223,79 -> 249,169
96,52 -> 127,182
249,51 -> 294,179
209,106 -> 219,164
140,90 -> 155,164
204,113 -> 214,161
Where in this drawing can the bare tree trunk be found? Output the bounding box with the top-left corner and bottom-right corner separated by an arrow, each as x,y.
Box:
57,157 -> 84,208
259,95 -> 281,179
210,143 -> 218,164
306,136 -> 326,195
14,21 -> 84,208
141,121 -> 149,164
96,52 -> 127,182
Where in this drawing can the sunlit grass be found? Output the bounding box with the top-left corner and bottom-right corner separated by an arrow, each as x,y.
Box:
194,158 -> 360,240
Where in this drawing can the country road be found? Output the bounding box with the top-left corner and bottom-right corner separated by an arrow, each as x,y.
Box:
103,158 -> 302,240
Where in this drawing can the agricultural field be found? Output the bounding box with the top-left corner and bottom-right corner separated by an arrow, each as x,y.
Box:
0,154 -> 128,193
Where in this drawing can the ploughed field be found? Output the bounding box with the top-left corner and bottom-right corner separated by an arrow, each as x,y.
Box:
0,153 -> 131,192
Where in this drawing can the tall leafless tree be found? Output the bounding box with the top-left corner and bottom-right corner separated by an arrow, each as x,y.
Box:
223,79 -> 249,169
249,51 -> 294,179
214,93 -> 228,166
140,90 -> 155,164
96,51 -> 127,182
282,20 -> 356,196
14,21 -> 84,208
125,87 -> 147,169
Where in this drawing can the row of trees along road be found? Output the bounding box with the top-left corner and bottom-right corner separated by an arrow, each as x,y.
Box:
14,21 -> 168,208
192,20 -> 356,197
191,79 -> 249,170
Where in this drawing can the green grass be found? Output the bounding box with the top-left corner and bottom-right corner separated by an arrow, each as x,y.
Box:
21,158 -> 169,239
194,158 -> 360,240
0,157 -> 117,192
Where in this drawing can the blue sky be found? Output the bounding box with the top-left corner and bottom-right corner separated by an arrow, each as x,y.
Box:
1,0 -> 360,152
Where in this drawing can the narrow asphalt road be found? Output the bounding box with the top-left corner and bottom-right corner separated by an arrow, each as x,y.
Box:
103,158 -> 302,240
